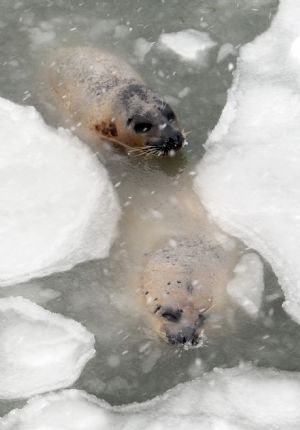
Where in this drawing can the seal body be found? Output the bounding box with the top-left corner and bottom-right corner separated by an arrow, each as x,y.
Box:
49,47 -> 184,155
122,185 -> 242,347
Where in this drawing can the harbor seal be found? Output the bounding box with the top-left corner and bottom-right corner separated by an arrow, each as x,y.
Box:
141,234 -> 241,347
122,186 -> 241,348
48,47 -> 184,156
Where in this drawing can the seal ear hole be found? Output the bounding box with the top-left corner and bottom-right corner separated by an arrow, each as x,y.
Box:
198,314 -> 206,326
134,122 -> 152,133
161,104 -> 176,122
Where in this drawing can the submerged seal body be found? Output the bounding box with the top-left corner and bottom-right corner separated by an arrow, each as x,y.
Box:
49,47 -> 184,156
123,186 -> 241,348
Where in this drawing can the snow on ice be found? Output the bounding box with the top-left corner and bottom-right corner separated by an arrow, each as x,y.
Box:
0,97 -> 120,286
159,29 -> 216,64
2,365 -> 300,430
0,297 -> 95,399
195,0 -> 300,324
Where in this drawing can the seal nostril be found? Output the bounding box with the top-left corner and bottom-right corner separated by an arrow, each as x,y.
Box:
168,327 -> 198,345
176,132 -> 184,146
166,132 -> 184,150
197,314 -> 206,327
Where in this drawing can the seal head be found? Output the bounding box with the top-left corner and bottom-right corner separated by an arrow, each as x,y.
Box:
142,238 -> 216,347
114,84 -> 184,156
49,47 -> 184,156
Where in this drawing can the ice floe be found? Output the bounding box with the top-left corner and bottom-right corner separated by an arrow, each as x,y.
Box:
0,296 -> 95,399
2,365 -> 300,429
195,0 -> 300,324
0,97 -> 120,286
159,29 -> 216,64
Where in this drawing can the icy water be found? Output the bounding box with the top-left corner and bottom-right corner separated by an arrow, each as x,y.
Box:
2,0 -> 299,417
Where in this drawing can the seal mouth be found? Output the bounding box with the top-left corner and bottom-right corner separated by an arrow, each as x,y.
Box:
167,334 -> 205,350
166,327 -> 205,348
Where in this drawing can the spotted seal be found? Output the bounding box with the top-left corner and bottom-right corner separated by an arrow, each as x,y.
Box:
122,186 -> 241,348
48,47 -> 184,156
142,235 -> 239,347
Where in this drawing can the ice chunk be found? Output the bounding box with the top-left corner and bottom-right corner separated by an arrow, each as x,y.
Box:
194,0 -> 300,324
178,86 -> 191,98
134,37 -> 154,63
0,97 -> 120,286
0,297 -> 95,399
3,366 -> 300,429
89,19 -> 119,40
217,42 -> 237,63
227,253 -> 264,318
159,29 -> 217,64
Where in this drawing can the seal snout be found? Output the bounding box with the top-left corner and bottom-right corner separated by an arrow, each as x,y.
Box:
147,128 -> 184,155
164,130 -> 184,152
167,326 -> 199,346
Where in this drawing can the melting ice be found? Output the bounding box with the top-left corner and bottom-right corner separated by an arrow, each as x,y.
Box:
0,297 -> 95,399
0,97 -> 120,286
159,29 -> 217,64
195,0 -> 300,324
2,366 -> 300,430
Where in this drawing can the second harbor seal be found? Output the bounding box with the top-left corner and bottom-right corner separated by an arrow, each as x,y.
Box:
48,46 -> 184,156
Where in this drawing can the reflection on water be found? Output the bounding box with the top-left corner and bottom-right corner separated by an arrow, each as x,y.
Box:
0,0 -> 293,416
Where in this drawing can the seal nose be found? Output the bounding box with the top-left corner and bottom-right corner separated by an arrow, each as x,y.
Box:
167,327 -> 199,346
166,131 -> 184,151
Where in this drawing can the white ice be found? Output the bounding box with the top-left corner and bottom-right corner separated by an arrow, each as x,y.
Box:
0,97 -> 120,286
194,0 -> 300,324
227,253 -> 264,318
3,365 -> 300,430
159,29 -> 216,64
0,296 -> 95,399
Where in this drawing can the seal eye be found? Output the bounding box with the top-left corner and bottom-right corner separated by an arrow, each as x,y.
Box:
134,122 -> 152,133
198,314 -> 206,326
161,309 -> 181,322
166,111 -> 175,122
